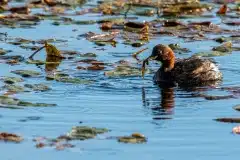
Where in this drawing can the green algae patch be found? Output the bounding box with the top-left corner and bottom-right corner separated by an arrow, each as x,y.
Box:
18,101 -> 56,107
47,73 -> 93,84
56,77 -> 93,84
2,84 -> 25,93
0,48 -> 12,55
1,77 -> 24,84
168,43 -> 190,53
194,51 -> 230,57
11,70 -> 41,78
104,65 -> 151,77
0,96 -> 56,107
118,133 -> 147,144
212,41 -> 232,52
24,84 -> 51,92
66,126 -> 109,140
80,53 -> 97,57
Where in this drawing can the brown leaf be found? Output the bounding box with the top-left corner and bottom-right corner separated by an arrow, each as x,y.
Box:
87,65 -> 105,70
9,6 -> 31,14
36,142 -> 45,148
0,132 -> 23,143
100,22 -> 113,31
163,20 -> 184,27
217,4 -> 227,15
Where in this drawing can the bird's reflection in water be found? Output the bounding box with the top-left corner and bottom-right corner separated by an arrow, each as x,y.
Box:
45,56 -> 63,78
142,87 -> 175,120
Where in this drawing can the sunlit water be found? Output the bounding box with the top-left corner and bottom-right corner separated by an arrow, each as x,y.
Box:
0,0 -> 240,160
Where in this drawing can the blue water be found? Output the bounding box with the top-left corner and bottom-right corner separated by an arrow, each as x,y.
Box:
0,0 -> 240,159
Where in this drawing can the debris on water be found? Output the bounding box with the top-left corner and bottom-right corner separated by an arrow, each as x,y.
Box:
66,126 -> 109,140
11,70 -> 41,78
46,73 -> 93,84
19,116 -> 42,122
1,76 -> 24,84
193,93 -> 234,100
33,135 -> 75,151
233,104 -> 240,111
80,52 -> 97,57
232,126 -> 240,134
0,48 -> 12,55
217,4 -> 227,15
124,21 -> 149,33
87,65 -> 105,71
0,132 -> 23,143
9,6 -> 31,14
214,118 -> 240,123
117,133 -> 147,144
0,96 -> 56,107
24,83 -> 51,92
86,31 -> 119,42
194,51 -> 230,57
168,43 -> 190,53
2,84 -> 25,93
212,41 -> 232,52
104,65 -> 151,77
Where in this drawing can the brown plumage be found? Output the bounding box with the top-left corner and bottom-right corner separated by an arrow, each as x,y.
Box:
149,44 -> 223,87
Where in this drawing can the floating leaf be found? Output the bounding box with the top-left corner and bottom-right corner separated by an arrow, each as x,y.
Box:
47,73 -> 93,84
86,31 -> 119,42
233,104 -> 240,111
1,77 -> 24,84
24,84 -> 51,92
80,52 -> 97,57
11,70 -> 41,77
18,101 -> 56,107
217,4 -> 227,15
0,48 -> 12,55
194,93 -> 234,100
55,77 -> 93,84
168,43 -> 190,53
66,126 -> 109,140
212,41 -> 232,52
0,96 -> 56,107
124,22 -> 149,33
194,51 -> 230,57
9,6 -> 30,14
0,132 -> 23,143
118,133 -> 147,144
104,65 -> 151,77
87,65 -> 105,70
2,84 -> 25,93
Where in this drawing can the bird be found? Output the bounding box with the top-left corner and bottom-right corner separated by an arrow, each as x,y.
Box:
145,44 -> 223,87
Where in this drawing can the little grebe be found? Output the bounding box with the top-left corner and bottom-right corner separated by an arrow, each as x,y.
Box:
147,44 -> 223,87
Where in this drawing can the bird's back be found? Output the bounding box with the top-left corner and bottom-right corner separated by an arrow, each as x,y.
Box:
154,56 -> 222,87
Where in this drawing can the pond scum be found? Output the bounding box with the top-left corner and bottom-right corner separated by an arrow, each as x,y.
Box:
0,0 -> 240,151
